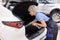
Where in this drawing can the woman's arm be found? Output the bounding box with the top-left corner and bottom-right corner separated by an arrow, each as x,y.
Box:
32,19 -> 37,23
32,20 -> 47,27
37,20 -> 47,27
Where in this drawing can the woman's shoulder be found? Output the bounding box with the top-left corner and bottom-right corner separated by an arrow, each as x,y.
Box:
36,12 -> 45,16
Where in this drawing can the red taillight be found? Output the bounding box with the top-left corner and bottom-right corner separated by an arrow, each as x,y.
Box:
2,21 -> 24,29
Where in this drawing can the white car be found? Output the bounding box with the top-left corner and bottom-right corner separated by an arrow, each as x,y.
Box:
0,3 -> 47,40
37,0 -> 60,23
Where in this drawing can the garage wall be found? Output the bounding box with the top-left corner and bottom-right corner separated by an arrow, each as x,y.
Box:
57,0 -> 60,3
9,0 -> 22,2
2,0 -> 33,2
2,0 -> 22,2
2,0 -> 60,3
50,0 -> 60,3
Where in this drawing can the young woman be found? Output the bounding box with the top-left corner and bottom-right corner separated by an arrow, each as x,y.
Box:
28,5 -> 58,40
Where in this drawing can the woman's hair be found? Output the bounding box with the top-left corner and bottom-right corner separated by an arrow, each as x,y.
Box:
28,5 -> 37,11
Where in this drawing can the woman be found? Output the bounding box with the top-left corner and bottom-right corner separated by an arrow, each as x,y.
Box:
28,5 -> 58,40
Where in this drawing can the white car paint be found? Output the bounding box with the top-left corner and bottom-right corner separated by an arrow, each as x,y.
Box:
0,3 -> 28,40
37,3 -> 60,14
0,3 -> 47,40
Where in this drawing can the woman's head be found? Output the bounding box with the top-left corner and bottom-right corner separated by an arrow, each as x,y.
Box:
28,5 -> 37,16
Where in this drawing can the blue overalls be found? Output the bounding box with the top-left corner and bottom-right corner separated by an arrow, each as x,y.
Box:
36,12 -> 58,40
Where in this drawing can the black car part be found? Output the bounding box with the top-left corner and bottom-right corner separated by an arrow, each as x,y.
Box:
12,1 -> 46,39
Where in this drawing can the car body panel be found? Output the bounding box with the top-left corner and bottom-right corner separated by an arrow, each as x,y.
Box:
0,4 -> 28,40
37,4 -> 60,14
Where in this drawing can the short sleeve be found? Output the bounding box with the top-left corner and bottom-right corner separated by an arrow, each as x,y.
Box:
36,12 -> 44,21
36,12 -> 49,21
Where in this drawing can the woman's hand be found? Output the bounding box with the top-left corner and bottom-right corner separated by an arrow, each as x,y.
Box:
32,20 -> 47,27
32,23 -> 38,26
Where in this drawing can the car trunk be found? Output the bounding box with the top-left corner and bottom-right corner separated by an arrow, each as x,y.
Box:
12,1 -> 38,25
12,1 -> 40,39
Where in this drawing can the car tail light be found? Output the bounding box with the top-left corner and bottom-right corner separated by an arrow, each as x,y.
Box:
2,21 -> 24,29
